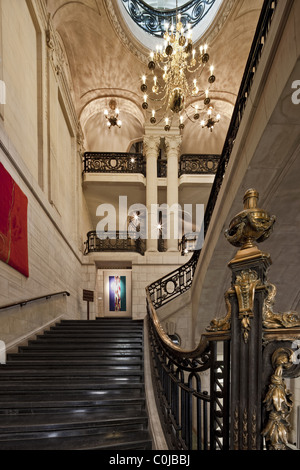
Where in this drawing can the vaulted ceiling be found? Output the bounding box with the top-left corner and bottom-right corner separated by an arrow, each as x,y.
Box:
45,0 -> 264,154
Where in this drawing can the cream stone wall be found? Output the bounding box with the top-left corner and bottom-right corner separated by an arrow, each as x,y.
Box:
2,0 -> 40,182
0,0 -> 90,351
131,253 -> 183,320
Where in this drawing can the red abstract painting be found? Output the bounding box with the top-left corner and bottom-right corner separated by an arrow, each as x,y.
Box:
0,163 -> 29,277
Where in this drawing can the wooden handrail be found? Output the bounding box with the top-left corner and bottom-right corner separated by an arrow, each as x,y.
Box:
0,291 -> 70,311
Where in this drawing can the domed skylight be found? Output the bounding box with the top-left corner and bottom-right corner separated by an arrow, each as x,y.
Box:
120,0 -> 224,46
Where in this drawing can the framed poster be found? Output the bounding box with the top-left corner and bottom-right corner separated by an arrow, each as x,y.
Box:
103,270 -> 131,317
109,275 -> 126,312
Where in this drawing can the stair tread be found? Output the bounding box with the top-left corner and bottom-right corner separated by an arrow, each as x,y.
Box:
5,359 -> 144,365
9,352 -> 142,358
0,430 -> 152,450
0,409 -> 148,430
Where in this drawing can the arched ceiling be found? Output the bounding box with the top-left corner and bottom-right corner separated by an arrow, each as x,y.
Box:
46,0 -> 264,153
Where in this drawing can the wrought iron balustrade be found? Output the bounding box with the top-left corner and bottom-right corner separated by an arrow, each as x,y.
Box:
83,152 -> 146,175
147,290 -> 230,450
84,230 -> 146,255
83,152 -> 223,179
179,232 -> 200,255
157,159 -> 167,178
179,154 -> 220,177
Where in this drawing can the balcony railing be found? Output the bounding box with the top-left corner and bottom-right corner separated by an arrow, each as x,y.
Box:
157,159 -> 167,178
83,152 -> 220,178
84,231 -> 146,255
179,154 -> 220,177
83,152 -> 145,175
84,231 -> 168,256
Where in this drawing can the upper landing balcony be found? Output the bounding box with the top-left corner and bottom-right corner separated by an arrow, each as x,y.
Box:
82,152 -> 220,185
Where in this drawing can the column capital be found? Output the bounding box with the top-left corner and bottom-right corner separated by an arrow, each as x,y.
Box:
143,135 -> 161,157
165,135 -> 182,157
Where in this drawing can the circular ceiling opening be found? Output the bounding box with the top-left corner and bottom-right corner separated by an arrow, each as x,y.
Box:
120,0 -> 224,46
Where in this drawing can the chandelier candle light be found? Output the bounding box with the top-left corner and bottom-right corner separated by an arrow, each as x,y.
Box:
141,11 -> 219,132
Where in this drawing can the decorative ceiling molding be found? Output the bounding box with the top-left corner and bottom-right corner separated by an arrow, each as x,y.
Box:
103,0 -> 149,64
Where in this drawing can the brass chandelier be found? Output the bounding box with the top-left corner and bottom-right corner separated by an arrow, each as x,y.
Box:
140,10 -> 220,132
104,99 -> 122,129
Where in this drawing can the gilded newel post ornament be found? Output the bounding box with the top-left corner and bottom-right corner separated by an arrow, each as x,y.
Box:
208,189 -> 276,337
207,189 -> 300,450
224,188 -> 275,255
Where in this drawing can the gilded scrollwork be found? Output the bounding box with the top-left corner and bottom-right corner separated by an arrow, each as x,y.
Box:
262,348 -> 294,450
207,269 -> 261,342
235,269 -> 261,343
263,283 -> 300,329
206,288 -> 233,332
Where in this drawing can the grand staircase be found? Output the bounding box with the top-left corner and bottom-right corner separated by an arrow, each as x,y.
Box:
0,317 -> 153,450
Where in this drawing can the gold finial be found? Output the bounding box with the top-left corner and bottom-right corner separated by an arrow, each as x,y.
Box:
243,188 -> 259,209
225,189 -> 276,261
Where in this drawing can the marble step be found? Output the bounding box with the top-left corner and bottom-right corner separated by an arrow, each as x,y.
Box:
0,367 -> 144,380
0,396 -> 146,414
0,410 -> 148,438
0,381 -> 144,392
8,351 -> 143,360
0,430 -> 152,450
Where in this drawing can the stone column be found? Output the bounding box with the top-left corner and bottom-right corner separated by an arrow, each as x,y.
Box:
144,135 -> 160,252
165,135 -> 182,251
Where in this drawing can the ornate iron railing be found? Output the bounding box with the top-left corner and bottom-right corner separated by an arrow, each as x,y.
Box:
83,152 -> 146,175
179,154 -> 220,177
121,0 -> 218,38
157,159 -> 167,177
83,152 -> 219,178
147,290 -> 230,450
147,252 -> 199,309
179,232 -> 200,255
84,230 -> 146,255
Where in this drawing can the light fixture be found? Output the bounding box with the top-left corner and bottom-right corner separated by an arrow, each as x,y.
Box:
104,99 -> 122,129
140,6 -> 218,132
200,105 -> 221,132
